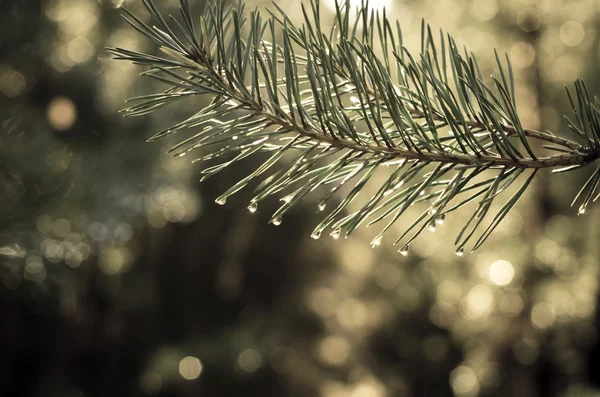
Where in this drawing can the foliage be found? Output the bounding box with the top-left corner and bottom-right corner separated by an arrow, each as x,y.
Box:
109,0 -> 600,253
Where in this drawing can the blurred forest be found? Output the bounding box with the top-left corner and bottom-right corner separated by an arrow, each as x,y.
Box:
2,0 -> 600,396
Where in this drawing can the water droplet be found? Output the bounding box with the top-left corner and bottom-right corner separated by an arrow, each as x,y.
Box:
455,248 -> 464,257
271,216 -> 282,226
350,96 -> 360,104
435,214 -> 446,225
419,190 -> 425,196
232,136 -> 239,140
330,228 -> 341,239
370,235 -> 382,248
215,197 -> 227,205
318,202 -> 326,211
429,208 -> 437,215
399,245 -> 409,256
427,222 -> 436,232
578,206 -> 586,215
311,230 -> 321,240
248,202 -> 258,213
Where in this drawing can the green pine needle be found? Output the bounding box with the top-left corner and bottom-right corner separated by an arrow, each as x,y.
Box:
109,0 -> 600,253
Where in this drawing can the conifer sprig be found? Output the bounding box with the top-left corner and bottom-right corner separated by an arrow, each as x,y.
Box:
109,0 -> 600,253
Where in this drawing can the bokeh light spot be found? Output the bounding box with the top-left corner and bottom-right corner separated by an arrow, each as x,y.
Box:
65,249 -> 84,268
318,335 -> 351,366
550,54 -> 582,84
238,349 -> 262,373
470,0 -> 497,21
178,356 -> 203,380
47,96 -> 77,131
488,260 -> 514,286
350,380 -> 385,397
461,285 -> 494,320
148,208 -> 168,229
450,365 -> 479,396
498,292 -> 524,317
115,223 -> 134,242
163,200 -> 186,223
98,248 -> 131,275
510,41 -> 536,69
437,280 -> 462,305
36,215 -> 54,234
531,303 -> 555,329
337,298 -> 368,329
67,37 -> 95,64
560,21 -> 585,47
517,8 -> 542,32
52,218 -> 71,237
0,66 -> 26,97
305,287 -> 339,317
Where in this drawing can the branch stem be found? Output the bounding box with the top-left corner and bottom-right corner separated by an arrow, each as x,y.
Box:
209,66 -> 598,170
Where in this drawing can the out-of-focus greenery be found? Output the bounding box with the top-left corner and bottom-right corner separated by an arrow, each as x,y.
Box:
1,0 -> 600,396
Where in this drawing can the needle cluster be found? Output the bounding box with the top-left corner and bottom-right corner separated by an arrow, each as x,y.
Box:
109,0 -> 600,253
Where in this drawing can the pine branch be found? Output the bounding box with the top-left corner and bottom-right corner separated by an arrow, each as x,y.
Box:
109,0 -> 600,253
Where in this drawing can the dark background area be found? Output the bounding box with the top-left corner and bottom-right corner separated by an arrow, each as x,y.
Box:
2,0 -> 600,396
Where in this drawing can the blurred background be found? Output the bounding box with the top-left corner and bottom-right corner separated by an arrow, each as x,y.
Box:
2,0 -> 600,396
